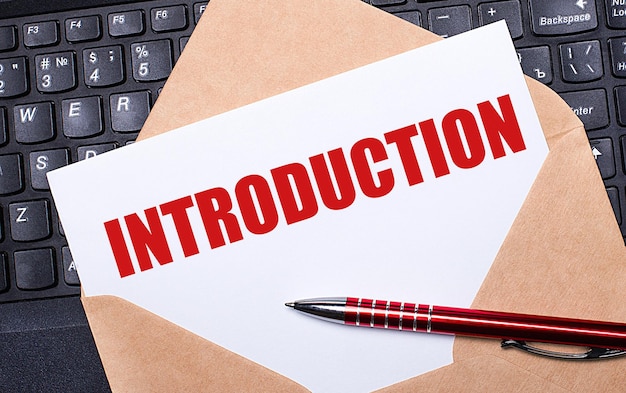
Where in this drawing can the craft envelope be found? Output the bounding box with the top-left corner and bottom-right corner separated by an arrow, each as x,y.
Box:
79,0 -> 626,391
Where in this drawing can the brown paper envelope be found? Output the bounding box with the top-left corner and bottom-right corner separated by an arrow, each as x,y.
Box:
80,0 -> 626,391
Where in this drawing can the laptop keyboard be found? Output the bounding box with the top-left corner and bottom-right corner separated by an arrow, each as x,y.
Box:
0,0 -> 206,303
0,0 -> 624,305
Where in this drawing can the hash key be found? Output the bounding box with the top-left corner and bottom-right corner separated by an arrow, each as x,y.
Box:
9,200 -> 51,242
35,52 -> 77,93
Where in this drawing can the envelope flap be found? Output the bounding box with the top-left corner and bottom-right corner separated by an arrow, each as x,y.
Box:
452,80 -> 626,390
380,355 -> 571,393
82,295 -> 307,392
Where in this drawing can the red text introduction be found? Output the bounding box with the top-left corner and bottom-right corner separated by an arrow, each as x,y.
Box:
105,95 -> 527,278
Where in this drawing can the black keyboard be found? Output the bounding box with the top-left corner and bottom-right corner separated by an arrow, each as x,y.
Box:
0,0 -> 209,306
1,0 -> 625,307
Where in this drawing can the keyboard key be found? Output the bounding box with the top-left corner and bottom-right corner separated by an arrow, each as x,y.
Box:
29,149 -> 69,190
478,1 -> 523,39
609,37 -> 626,77
193,2 -> 209,24
77,143 -> 117,160
0,107 -> 6,145
14,248 -> 56,290
35,52 -> 77,93
529,0 -> 598,36
589,138 -> 615,179
62,247 -> 80,286
0,57 -> 28,98
180,36 -> 190,53
0,154 -> 23,195
371,0 -> 406,5
560,40 -> 603,82
108,10 -> 145,37
131,40 -> 173,81
65,15 -> 102,42
0,25 -> 17,51
110,91 -> 151,132
9,200 -> 51,242
0,253 -> 7,293
606,0 -> 626,28
23,21 -> 59,47
151,6 -> 188,32
83,45 -> 125,87
613,86 -> 626,125
427,6 -> 472,38
394,11 -> 421,26
517,46 -> 553,84
560,89 -> 608,130
14,102 -> 55,144
606,187 -> 622,225
62,96 -> 103,138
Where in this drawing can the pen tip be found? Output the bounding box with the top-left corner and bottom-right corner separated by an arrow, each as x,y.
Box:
284,302 -> 295,308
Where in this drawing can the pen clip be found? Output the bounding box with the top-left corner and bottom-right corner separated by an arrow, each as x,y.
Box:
501,340 -> 626,360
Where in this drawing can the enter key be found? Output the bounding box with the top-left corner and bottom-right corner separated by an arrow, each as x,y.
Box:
560,89 -> 609,130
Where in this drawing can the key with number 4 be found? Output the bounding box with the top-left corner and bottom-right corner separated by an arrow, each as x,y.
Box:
83,45 -> 124,87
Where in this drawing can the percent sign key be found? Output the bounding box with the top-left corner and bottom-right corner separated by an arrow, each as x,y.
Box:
130,40 -> 173,82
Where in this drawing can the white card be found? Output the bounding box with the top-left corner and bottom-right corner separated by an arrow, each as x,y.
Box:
49,22 -> 548,392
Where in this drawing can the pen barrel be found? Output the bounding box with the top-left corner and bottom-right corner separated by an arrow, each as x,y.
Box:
343,298 -> 626,349
429,306 -> 626,349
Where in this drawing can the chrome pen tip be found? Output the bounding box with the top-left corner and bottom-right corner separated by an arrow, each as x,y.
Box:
284,302 -> 295,308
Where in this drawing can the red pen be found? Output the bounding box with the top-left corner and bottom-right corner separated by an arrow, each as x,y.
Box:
285,297 -> 626,358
